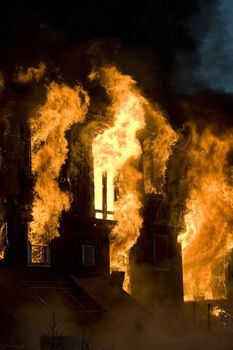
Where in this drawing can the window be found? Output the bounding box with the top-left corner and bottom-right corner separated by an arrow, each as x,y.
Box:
153,234 -> 170,270
82,245 -> 95,266
27,224 -> 51,266
94,168 -> 114,220
27,242 -> 51,266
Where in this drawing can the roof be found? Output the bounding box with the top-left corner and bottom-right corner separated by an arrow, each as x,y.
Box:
71,274 -> 152,325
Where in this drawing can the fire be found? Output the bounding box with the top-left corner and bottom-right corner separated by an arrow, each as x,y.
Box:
211,306 -> 224,317
178,123 -> 233,301
91,66 -> 145,291
91,66 -> 176,291
211,306 -> 233,325
16,62 -> 46,84
0,222 -> 8,260
111,165 -> 143,291
29,82 -> 89,259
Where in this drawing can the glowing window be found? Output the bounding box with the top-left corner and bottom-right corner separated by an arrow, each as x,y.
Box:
94,167 -> 114,220
27,224 -> 51,266
27,241 -> 51,266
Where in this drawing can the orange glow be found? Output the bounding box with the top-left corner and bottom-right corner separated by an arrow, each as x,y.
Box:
31,245 -> 47,264
111,165 -> 143,291
94,168 -> 114,220
211,306 -> 224,317
29,82 -> 89,261
0,222 -> 8,260
91,66 -> 176,292
16,62 -> 46,84
178,124 -> 233,301
91,66 -> 145,291
94,168 -> 104,219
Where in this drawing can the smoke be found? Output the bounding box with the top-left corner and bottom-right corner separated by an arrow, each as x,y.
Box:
0,259 -> 232,349
0,1 -> 226,96
87,293 -> 233,350
190,0 -> 233,93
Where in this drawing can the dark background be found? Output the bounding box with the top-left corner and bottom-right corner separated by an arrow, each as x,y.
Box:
0,1 -> 231,88
0,0 -> 233,128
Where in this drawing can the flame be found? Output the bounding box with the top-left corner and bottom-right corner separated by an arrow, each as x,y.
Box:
111,165 -> 143,291
211,306 -> 233,324
211,306 -> 224,317
91,66 -> 176,291
178,124 -> 233,301
16,62 -> 46,84
0,222 -> 8,260
29,82 -> 89,256
91,66 -> 145,291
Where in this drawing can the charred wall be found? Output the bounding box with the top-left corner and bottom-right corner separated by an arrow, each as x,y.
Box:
0,81 -> 111,278
0,75 -> 184,305
130,194 -> 183,306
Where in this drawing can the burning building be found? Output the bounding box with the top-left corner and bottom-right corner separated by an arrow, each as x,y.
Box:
0,64 -> 184,313
2,59 -> 233,326
7,77 -> 112,279
1,2 -> 233,348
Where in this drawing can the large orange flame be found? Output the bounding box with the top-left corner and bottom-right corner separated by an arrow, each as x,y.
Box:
178,123 -> 233,300
91,66 -> 177,291
91,66 -> 145,291
29,82 -> 89,257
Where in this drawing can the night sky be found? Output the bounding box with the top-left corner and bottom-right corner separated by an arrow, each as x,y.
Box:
0,1 -> 233,104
